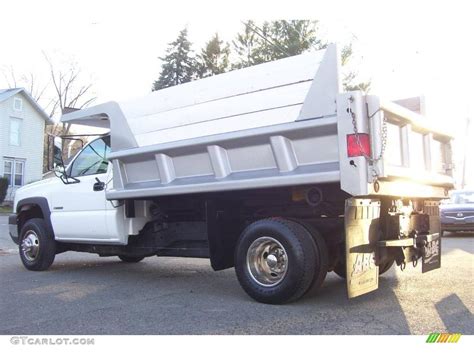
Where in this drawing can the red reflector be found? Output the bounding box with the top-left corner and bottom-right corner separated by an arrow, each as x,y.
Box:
347,134 -> 371,157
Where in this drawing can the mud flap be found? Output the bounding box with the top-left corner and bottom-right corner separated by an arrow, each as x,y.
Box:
345,198 -> 380,298
422,234 -> 441,273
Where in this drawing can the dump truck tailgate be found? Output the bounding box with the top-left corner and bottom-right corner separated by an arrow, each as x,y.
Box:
337,92 -> 454,198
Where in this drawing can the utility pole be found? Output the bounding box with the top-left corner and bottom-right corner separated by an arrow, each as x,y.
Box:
461,116 -> 471,189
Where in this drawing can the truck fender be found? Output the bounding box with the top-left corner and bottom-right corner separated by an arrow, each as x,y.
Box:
16,197 -> 55,239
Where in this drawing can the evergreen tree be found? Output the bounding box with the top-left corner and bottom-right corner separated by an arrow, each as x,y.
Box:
269,20 -> 325,58
250,21 -> 275,64
340,43 -> 371,93
232,20 -> 370,93
197,33 -> 230,78
152,22 -> 370,94
152,28 -> 196,91
232,20 -> 262,69
233,20 -> 323,68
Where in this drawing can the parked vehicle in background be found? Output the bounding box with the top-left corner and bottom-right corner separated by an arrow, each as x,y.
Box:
440,190 -> 474,234
8,45 -> 454,304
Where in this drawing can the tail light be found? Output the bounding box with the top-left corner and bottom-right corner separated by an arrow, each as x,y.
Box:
347,134 -> 371,157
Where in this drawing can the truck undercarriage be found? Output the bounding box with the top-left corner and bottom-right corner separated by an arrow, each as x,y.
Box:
52,182 -> 441,301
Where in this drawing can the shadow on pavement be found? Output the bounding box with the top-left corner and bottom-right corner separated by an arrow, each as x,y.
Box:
435,293 -> 474,334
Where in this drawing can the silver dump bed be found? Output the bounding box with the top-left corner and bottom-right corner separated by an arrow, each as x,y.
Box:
61,45 -> 454,200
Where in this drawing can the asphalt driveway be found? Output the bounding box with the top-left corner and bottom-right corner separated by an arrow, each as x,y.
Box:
0,215 -> 472,335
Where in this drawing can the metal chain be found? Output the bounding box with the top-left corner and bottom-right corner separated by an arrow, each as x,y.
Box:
348,96 -> 388,179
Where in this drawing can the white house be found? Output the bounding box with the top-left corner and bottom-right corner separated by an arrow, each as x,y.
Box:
0,88 -> 51,202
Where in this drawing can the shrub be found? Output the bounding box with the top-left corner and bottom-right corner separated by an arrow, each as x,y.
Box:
0,177 -> 8,204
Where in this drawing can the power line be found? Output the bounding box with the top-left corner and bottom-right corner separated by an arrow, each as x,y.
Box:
241,21 -> 291,58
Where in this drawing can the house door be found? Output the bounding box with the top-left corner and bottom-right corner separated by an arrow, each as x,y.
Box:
3,158 -> 25,202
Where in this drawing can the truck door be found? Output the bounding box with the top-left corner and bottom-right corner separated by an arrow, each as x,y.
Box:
50,137 -> 118,243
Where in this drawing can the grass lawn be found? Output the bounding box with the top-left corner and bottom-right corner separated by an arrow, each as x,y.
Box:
0,205 -> 13,214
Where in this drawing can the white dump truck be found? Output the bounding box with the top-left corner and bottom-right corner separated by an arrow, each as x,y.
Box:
9,45 -> 454,303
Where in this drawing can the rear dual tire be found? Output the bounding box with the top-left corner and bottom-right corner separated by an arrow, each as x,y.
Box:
234,218 -> 328,304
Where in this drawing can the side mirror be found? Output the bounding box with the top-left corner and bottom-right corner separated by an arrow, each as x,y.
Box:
48,135 -> 65,172
47,135 -> 79,184
53,137 -> 65,170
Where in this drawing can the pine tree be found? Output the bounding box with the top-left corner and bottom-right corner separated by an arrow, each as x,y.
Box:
269,20 -> 325,58
233,20 -> 323,68
232,20 -> 370,93
152,28 -> 196,91
232,21 -> 262,69
197,33 -> 230,78
340,43 -> 371,93
152,22 -> 370,94
250,21 -> 275,64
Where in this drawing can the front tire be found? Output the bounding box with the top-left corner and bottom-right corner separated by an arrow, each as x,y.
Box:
19,218 -> 56,271
235,218 -> 317,304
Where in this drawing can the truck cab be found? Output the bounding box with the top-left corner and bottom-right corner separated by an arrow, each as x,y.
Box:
11,135 -> 149,246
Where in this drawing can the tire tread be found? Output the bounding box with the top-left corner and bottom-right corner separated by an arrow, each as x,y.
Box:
19,218 -> 55,271
235,218 -> 317,304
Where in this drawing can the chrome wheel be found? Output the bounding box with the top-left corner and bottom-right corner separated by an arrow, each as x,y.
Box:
246,236 -> 288,287
21,231 -> 40,262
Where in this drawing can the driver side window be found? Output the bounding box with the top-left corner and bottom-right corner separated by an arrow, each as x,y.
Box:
70,137 -> 111,177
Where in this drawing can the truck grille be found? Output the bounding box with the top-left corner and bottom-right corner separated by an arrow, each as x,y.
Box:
444,211 -> 474,218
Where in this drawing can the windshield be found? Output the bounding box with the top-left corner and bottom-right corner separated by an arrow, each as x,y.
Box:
450,191 -> 474,204
68,136 -> 111,177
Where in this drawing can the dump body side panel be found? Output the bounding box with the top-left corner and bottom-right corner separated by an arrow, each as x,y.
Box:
106,117 -> 340,200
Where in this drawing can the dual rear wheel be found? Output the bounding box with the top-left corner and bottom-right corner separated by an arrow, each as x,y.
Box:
234,218 -> 328,304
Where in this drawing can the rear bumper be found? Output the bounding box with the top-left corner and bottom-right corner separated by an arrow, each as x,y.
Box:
8,213 -> 18,245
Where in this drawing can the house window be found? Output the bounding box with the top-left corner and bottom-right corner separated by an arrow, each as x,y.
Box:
3,159 -> 24,187
13,97 -> 23,111
9,117 -> 22,146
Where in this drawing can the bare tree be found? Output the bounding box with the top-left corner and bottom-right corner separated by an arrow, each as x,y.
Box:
2,54 -> 97,173
43,52 -> 96,136
43,56 -> 97,171
2,67 -> 49,102
2,54 -> 96,125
